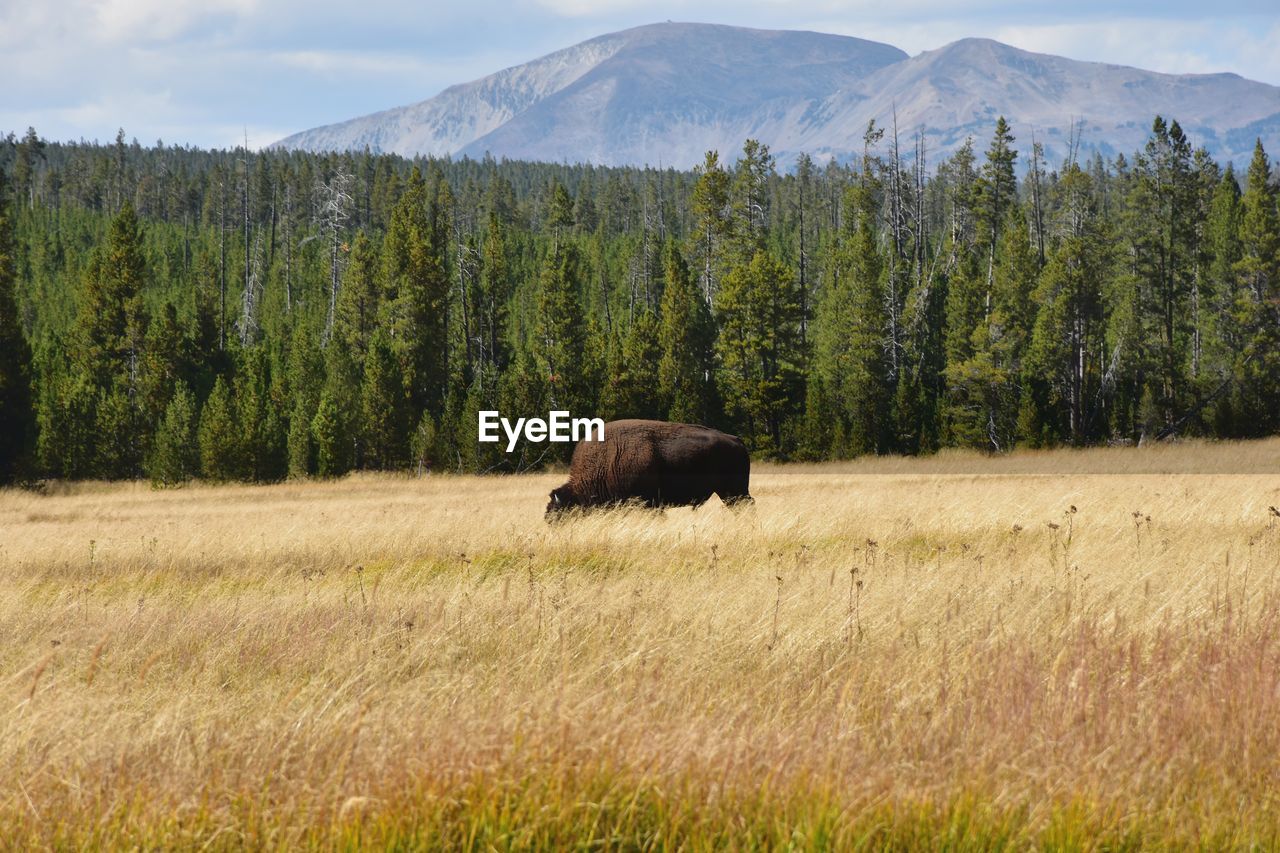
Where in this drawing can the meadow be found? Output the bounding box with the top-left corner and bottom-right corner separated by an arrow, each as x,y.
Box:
3,439 -> 1280,849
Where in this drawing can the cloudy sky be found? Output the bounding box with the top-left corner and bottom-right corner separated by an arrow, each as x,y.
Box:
3,0 -> 1278,151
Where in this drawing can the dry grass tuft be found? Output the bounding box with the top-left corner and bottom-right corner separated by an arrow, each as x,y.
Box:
2,438 -> 1280,847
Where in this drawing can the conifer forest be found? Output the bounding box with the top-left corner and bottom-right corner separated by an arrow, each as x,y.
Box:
1,117 -> 1278,485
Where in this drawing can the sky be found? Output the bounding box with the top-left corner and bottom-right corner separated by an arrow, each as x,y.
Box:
2,0 -> 1278,151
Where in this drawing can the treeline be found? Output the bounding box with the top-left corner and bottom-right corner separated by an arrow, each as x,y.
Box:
0,119 -> 1278,484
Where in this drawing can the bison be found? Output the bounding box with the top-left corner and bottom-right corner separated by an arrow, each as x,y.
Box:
545,419 -> 752,519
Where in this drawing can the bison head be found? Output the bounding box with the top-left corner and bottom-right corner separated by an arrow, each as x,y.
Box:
545,485 -> 577,521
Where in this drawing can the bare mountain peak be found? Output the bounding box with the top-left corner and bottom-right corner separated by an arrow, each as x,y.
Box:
274,23 -> 1280,170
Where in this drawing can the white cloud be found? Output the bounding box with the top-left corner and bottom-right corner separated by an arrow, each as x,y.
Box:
274,50 -> 451,76
92,0 -> 259,42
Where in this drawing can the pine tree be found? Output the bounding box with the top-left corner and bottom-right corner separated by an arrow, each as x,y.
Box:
70,202 -> 150,476
973,117 -> 1018,293
235,347 -> 286,482
1231,140 -> 1280,435
311,389 -> 350,478
945,211 -> 1038,450
600,311 -> 662,421
147,383 -> 198,486
812,184 -> 891,456
1024,228 -> 1111,444
536,238 -> 595,424
35,350 -> 97,479
715,250 -> 804,456
657,244 -> 718,424
334,231 -> 380,365
287,401 -> 312,478
12,128 -> 46,210
361,330 -> 407,469
688,151 -> 732,302
894,261 -> 948,454
198,376 -> 240,481
285,322 -> 324,478
728,140 -> 774,262
137,303 -> 185,458
1126,117 -> 1197,431
1203,166 -> 1244,432
381,167 -> 450,424
477,212 -> 513,374
73,203 -> 148,387
547,179 -> 575,241
0,167 -> 36,483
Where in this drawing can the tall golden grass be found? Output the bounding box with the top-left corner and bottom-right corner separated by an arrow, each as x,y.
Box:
3,439 -> 1280,848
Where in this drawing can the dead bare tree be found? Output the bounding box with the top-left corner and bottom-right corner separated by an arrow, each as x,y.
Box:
313,169 -> 354,341
237,230 -> 266,346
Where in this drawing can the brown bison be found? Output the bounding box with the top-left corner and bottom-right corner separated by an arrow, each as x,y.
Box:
546,419 -> 752,519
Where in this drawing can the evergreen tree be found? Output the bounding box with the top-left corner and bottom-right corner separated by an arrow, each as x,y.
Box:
974,117 -> 1018,292
729,139 -> 774,262
235,347 -> 286,481
0,168 -> 36,483
1231,140 -> 1280,435
715,250 -> 804,456
893,263 -> 948,454
688,151 -> 731,302
287,401 -> 312,478
536,238 -> 595,423
70,202 -> 150,476
1203,166 -> 1244,432
311,389 -> 351,478
547,179 -> 575,241
477,212 -> 513,373
812,185 -> 891,456
198,376 -> 240,481
285,322 -> 324,478
600,311 -> 662,420
361,330 -> 408,469
1127,117 -> 1197,430
334,231 -> 380,364
381,167 -> 450,424
657,244 -> 718,424
1024,227 -> 1111,444
147,383 -> 198,486
945,211 -> 1037,450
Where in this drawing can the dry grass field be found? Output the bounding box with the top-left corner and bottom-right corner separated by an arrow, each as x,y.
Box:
3,439 -> 1280,849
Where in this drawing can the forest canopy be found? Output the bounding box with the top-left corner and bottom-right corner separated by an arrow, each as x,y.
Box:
0,117 -> 1278,485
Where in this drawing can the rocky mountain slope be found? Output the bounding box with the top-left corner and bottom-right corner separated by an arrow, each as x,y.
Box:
275,22 -> 1280,168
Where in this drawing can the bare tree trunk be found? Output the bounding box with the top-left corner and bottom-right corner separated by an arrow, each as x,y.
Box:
219,175 -> 227,351
242,138 -> 250,331
284,183 -> 293,314
798,171 -> 807,344
1030,136 -> 1046,266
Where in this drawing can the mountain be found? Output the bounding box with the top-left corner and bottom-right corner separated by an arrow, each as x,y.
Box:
274,22 -> 1280,169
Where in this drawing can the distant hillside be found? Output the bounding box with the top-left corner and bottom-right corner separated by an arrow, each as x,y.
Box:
274,22 -> 1280,169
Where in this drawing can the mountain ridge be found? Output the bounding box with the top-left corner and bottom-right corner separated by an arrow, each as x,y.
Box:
274,22 -> 1280,169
